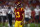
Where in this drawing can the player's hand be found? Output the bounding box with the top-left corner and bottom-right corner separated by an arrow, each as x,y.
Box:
21,20 -> 24,24
21,22 -> 22,25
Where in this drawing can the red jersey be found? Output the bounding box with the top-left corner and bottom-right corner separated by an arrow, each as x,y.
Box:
31,10 -> 35,20
14,8 -> 24,21
31,11 -> 35,17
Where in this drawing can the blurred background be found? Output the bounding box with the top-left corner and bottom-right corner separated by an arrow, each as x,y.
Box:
0,0 -> 40,27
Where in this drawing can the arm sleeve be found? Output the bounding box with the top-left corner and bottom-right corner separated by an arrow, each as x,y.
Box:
21,8 -> 24,13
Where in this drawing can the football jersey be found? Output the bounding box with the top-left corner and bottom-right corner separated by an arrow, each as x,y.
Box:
25,9 -> 31,18
34,8 -> 40,16
11,7 -> 15,18
14,8 -> 24,21
31,10 -> 35,18
11,6 -> 14,13
2,9 -> 8,16
8,9 -> 13,14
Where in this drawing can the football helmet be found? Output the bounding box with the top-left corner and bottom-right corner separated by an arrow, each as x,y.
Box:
15,2 -> 21,7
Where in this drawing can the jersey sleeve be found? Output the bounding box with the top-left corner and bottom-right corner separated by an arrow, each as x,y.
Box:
21,8 -> 24,13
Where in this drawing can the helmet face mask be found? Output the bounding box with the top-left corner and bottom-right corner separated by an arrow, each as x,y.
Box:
17,4 -> 21,7
15,2 -> 21,8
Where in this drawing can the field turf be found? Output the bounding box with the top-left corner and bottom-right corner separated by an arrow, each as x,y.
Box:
0,23 -> 40,27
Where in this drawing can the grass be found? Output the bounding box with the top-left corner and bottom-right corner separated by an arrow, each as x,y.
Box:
0,23 -> 40,27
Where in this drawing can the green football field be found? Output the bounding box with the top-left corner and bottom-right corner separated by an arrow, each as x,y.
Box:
0,23 -> 40,27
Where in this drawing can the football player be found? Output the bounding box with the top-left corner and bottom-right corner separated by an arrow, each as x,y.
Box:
34,5 -> 40,27
7,6 -> 13,27
14,2 -> 24,27
25,6 -> 31,27
1,8 -> 8,27
31,9 -> 35,23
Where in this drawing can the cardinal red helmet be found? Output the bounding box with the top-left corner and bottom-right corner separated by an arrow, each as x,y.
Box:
15,2 -> 21,7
